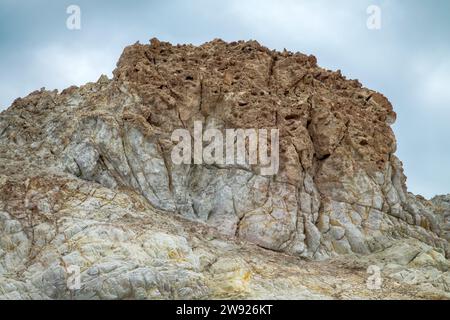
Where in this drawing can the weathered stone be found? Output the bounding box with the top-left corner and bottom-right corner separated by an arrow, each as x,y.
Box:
0,38 -> 448,299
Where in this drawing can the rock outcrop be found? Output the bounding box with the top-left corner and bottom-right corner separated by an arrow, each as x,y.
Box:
0,39 -> 448,299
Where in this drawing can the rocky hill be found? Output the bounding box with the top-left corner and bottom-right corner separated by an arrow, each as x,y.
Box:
0,38 -> 448,299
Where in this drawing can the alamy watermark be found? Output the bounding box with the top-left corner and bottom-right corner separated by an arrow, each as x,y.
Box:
366,5 -> 381,30
66,5 -> 81,30
66,265 -> 81,290
366,265 -> 383,290
171,121 -> 280,176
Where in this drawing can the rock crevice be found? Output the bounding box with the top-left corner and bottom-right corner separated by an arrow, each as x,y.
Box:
0,38 -> 448,299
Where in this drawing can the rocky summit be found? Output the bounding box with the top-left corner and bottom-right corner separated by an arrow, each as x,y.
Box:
0,38 -> 449,299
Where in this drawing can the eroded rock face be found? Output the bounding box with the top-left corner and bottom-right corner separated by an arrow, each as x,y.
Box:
0,38 -> 448,299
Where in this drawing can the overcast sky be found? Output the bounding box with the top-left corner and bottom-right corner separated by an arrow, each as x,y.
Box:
0,0 -> 449,198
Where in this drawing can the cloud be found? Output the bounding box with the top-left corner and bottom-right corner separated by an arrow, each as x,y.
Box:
32,44 -> 116,89
226,0 -> 368,51
228,0 -> 359,44
419,63 -> 450,109
404,52 -> 450,111
0,44 -> 117,109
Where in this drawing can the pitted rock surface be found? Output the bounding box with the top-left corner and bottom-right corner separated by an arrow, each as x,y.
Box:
0,39 -> 448,299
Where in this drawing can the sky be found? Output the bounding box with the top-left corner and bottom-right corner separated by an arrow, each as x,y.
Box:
0,0 -> 449,198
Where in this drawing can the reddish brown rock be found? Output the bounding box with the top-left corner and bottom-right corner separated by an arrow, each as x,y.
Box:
0,40 -> 448,299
